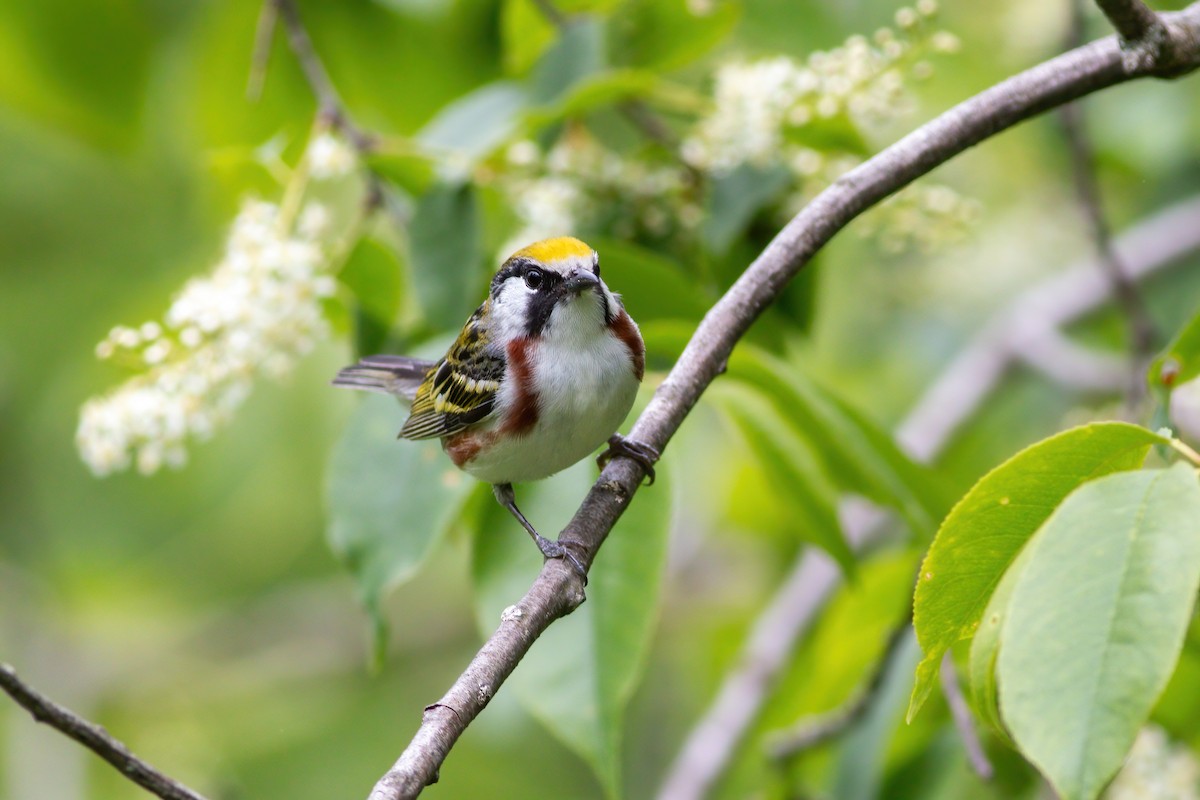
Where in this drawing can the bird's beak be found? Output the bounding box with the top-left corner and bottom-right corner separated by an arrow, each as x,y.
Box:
564,268 -> 601,294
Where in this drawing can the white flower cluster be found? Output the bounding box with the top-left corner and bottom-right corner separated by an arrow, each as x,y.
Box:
1104,725 -> 1200,800
681,1 -> 958,175
497,132 -> 689,258
306,132 -> 358,180
77,200 -> 336,476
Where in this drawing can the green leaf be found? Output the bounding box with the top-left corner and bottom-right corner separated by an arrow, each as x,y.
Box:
500,0 -> 559,75
967,533 -> 1037,741
610,0 -> 739,72
529,16 -> 607,104
522,69 -> 663,128
710,383 -> 853,574
1148,307 -> 1200,394
364,152 -> 436,196
728,347 -> 947,539
703,163 -> 792,255
998,465 -> 1200,800
830,629 -> 922,800
326,394 -> 474,643
417,81 -> 529,163
338,238 -> 403,353
908,422 -> 1167,721
471,459 -> 671,797
409,182 -> 484,331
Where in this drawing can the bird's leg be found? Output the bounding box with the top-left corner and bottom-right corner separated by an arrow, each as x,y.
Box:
492,483 -> 587,580
596,433 -> 660,485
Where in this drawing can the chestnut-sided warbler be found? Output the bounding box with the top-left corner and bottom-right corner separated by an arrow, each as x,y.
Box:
333,237 -> 658,575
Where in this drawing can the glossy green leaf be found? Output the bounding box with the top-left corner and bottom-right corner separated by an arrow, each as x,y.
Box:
729,347 -> 947,539
703,163 -> 792,255
998,465 -> 1200,800
471,459 -> 671,797
710,383 -> 853,573
409,182 -> 484,331
326,394 -> 474,638
1148,307 -> 1200,394
908,422 -> 1166,721
416,81 -> 529,163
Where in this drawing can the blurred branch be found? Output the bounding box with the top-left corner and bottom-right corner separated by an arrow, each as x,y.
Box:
370,7 -> 1200,798
246,0 -> 278,101
270,0 -> 375,153
656,193 -> 1200,800
0,664 -> 208,800
1061,0 -> 1157,407
768,621 -> 912,758
940,654 -> 995,781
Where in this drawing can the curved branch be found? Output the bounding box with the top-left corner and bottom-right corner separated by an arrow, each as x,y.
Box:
368,9 -> 1200,798
0,664 -> 208,800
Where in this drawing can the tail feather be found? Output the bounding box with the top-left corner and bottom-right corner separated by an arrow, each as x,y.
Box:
332,355 -> 437,400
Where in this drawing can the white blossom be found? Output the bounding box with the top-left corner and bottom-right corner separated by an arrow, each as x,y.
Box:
77,199 -> 335,476
306,132 -> 357,179
682,15 -> 957,175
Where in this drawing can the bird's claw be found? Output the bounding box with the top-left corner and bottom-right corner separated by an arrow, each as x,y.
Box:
597,433 -> 660,485
535,536 -> 588,583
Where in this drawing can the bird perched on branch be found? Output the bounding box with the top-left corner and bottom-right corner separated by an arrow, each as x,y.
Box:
333,237 -> 658,576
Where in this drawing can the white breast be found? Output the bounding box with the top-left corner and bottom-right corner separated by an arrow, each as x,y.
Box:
462,331 -> 640,485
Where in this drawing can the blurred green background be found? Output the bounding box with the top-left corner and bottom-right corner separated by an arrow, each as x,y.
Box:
3,0 -> 1200,798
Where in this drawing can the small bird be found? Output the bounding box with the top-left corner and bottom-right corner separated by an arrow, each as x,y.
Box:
333,237 -> 658,575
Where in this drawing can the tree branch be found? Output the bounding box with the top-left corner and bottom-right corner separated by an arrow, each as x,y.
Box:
270,0 -> 375,153
940,654 -> 994,781
369,8 -> 1200,798
1094,0 -> 1174,69
0,664 -> 208,800
655,193 -> 1200,800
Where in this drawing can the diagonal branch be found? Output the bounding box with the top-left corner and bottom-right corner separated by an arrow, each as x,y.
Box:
270,0 -> 375,153
369,7 -> 1200,799
0,664 -> 208,800
655,194 -> 1200,800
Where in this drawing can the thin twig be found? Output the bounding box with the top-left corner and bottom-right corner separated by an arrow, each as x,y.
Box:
246,0 -> 278,101
371,9 -> 1200,799
1061,0 -> 1157,407
0,664 -> 208,800
769,622 -> 913,758
940,654 -> 995,781
270,0 -> 375,153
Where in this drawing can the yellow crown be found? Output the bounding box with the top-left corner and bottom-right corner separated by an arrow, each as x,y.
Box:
510,237 -> 593,264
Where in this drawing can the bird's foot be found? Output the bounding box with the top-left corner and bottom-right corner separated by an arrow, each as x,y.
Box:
597,433 -> 660,485
534,535 -> 588,582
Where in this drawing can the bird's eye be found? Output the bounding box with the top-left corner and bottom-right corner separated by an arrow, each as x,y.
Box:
524,268 -> 544,290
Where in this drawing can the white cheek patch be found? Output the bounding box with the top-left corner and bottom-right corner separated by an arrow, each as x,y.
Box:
491,280 -> 532,340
